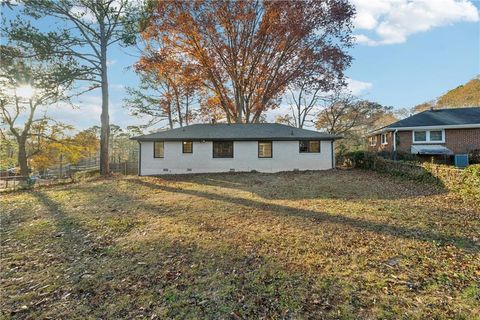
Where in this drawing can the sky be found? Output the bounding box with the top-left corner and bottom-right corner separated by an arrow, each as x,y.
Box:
3,0 -> 480,131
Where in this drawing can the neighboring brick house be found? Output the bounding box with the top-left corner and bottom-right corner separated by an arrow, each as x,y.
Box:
368,107 -> 480,157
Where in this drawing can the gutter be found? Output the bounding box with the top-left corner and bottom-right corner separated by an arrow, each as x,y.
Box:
131,137 -> 343,142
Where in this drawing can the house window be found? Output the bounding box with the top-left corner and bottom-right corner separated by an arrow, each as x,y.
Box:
154,141 -> 164,158
413,130 -> 444,143
370,136 -> 377,146
381,133 -> 388,145
429,130 -> 443,142
413,131 -> 427,142
258,141 -> 272,158
182,141 -> 193,153
299,140 -> 320,153
213,141 -> 233,158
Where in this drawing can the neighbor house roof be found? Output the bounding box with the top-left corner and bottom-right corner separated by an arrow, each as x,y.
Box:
132,123 -> 340,141
371,107 -> 480,134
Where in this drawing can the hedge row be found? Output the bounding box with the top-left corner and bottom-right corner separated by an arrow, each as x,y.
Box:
342,151 -> 480,202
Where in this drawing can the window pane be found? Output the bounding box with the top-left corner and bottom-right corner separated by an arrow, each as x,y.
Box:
309,141 -> 320,152
154,141 -> 164,158
183,141 -> 193,153
381,134 -> 386,144
414,131 -> 426,142
258,141 -> 272,158
300,140 -> 320,153
213,141 -> 233,158
430,130 -> 443,141
299,140 -> 309,153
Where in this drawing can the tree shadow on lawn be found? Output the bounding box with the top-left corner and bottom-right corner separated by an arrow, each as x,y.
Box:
17,191 -> 123,318
129,179 -> 478,253
154,169 -> 446,201
21,191 -> 343,319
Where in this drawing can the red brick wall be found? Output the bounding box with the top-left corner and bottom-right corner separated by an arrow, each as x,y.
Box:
444,128 -> 480,153
378,128 -> 480,154
397,131 -> 412,153
367,132 -> 394,153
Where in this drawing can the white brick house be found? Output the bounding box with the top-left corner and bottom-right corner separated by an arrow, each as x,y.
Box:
133,123 -> 339,175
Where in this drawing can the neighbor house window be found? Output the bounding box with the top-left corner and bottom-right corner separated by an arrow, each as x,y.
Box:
370,136 -> 377,146
213,141 -> 233,158
413,130 -> 444,143
429,130 -> 443,142
182,141 -> 193,153
381,133 -> 388,145
258,141 -> 272,158
154,141 -> 164,158
413,131 -> 427,142
299,140 -> 320,153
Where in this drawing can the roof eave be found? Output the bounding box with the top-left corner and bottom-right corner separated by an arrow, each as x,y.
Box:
133,136 -> 340,142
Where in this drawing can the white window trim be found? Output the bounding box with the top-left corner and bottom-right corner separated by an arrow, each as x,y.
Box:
412,129 -> 445,144
370,136 -> 377,146
381,133 -> 388,145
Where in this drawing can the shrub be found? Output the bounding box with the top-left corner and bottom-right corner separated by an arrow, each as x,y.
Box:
462,164 -> 480,202
342,151 -> 479,202
73,169 -> 100,181
469,149 -> 480,164
341,151 -> 376,169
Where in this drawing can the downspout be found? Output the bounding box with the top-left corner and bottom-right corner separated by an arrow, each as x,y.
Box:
331,140 -> 336,169
138,141 -> 142,176
393,130 -> 398,160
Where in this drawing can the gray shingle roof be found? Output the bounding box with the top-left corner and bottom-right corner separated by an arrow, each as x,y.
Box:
132,123 -> 339,141
386,107 -> 480,129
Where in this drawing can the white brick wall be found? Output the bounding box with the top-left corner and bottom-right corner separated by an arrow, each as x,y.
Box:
139,140 -> 333,175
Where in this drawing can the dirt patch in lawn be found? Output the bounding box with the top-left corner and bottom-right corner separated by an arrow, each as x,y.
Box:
1,170 -> 479,319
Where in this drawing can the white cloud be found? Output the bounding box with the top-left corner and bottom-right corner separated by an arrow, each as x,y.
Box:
352,0 -> 479,46
345,78 -> 373,95
70,6 -> 97,23
40,95 -> 103,127
110,84 -> 124,90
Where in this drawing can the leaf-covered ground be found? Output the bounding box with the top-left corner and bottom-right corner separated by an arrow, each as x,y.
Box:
1,170 -> 479,319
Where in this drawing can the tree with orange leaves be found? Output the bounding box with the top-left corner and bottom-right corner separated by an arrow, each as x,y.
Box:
132,44 -> 200,128
140,0 -> 354,123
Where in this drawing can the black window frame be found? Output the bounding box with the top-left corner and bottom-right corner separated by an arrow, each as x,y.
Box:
299,140 -> 321,153
213,141 -> 234,158
258,141 -> 273,158
182,141 -> 193,154
153,141 -> 164,158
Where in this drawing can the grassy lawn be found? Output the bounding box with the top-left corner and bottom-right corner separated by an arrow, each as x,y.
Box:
1,170 -> 479,319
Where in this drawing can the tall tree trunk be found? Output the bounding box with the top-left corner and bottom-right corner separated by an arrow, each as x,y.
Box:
99,29 -> 110,176
174,91 -> 183,127
185,94 -> 189,126
17,136 -> 28,177
166,101 -> 174,129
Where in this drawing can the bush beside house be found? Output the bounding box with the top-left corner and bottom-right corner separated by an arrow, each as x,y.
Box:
341,151 -> 480,202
